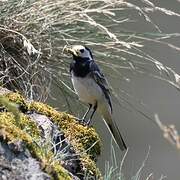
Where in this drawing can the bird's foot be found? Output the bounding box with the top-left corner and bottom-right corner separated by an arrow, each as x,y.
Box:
74,117 -> 88,126
74,117 -> 93,126
86,119 -> 92,126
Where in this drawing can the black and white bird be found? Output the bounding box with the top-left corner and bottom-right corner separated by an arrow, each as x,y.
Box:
65,45 -> 127,151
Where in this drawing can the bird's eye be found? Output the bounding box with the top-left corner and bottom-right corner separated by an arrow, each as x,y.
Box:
80,49 -> 84,53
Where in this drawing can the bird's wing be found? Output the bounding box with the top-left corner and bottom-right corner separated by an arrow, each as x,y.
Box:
89,61 -> 113,112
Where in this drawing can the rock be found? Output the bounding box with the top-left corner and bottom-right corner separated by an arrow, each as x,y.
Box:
0,141 -> 51,180
0,88 -> 102,179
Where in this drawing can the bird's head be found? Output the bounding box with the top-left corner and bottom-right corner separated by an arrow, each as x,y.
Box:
64,45 -> 93,61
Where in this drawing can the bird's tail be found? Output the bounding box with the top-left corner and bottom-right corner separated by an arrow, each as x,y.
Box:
102,111 -> 127,151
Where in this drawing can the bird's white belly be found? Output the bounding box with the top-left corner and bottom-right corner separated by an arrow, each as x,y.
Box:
71,75 -> 103,105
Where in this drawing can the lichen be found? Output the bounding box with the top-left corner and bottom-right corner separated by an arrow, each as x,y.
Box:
0,91 -> 102,179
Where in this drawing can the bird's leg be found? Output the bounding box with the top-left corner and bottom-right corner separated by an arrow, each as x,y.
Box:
86,102 -> 97,125
81,104 -> 92,122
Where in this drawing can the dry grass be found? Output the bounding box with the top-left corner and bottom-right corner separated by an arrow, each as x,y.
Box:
1,0 -> 180,100
104,145 -> 167,180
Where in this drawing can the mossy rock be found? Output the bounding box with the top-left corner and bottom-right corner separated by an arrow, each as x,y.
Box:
0,90 -> 102,179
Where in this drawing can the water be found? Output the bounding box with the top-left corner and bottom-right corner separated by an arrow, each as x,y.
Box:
98,1 -> 180,179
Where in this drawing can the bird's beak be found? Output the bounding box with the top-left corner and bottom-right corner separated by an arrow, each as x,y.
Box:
63,46 -> 79,57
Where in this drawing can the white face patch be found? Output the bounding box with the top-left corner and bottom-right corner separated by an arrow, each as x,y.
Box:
72,45 -> 93,60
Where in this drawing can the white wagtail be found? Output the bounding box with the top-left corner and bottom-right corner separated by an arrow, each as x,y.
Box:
65,45 -> 127,151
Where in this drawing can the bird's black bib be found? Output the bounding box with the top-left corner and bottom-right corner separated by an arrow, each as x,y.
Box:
70,57 -> 91,77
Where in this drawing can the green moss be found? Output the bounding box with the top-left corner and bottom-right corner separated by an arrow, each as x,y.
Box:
29,146 -> 71,180
0,112 -> 33,143
0,94 -> 71,179
51,161 -> 71,180
0,91 -> 102,179
0,110 -> 71,179
29,101 -> 102,178
28,102 -> 101,157
5,92 -> 27,107
0,95 -> 21,127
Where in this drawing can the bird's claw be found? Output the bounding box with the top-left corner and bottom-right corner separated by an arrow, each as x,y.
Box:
74,117 -> 91,126
86,119 -> 91,126
74,117 -> 86,125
